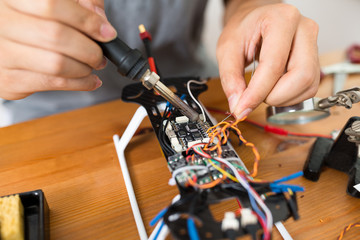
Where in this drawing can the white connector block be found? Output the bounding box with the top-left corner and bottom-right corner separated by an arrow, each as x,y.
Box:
221,212 -> 239,231
170,138 -> 183,152
175,116 -> 189,123
240,208 -> 258,227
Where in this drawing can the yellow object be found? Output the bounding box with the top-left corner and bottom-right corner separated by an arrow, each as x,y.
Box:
208,159 -> 238,183
0,194 -> 24,240
138,24 -> 146,33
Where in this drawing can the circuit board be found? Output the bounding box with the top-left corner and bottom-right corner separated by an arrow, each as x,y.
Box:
122,77 -> 301,240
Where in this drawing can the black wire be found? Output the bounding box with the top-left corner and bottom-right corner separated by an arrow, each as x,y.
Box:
143,39 -> 152,58
158,106 -> 176,156
163,116 -> 176,155
157,106 -> 171,155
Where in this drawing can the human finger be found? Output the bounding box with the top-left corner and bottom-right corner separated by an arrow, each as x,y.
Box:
265,17 -> 320,106
2,0 -> 116,42
231,6 -> 300,119
217,35 -> 247,113
0,6 -> 105,70
0,38 -> 92,78
0,68 -> 102,100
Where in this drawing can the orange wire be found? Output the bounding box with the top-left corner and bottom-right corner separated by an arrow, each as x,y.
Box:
187,176 -> 224,189
205,116 -> 261,177
338,222 -> 360,240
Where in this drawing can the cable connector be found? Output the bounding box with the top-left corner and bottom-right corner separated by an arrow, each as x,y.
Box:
222,212 -> 239,240
222,212 -> 239,231
138,24 -> 152,41
240,208 -> 257,227
240,209 -> 259,240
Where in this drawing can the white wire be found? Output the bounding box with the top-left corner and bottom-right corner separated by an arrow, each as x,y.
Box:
187,79 -> 207,122
275,222 -> 293,240
213,157 -> 273,233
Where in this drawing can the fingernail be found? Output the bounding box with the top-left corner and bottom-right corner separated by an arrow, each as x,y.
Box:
100,23 -> 117,39
236,108 -> 253,120
97,57 -> 107,69
228,93 -> 240,113
95,76 -> 103,89
95,6 -> 107,19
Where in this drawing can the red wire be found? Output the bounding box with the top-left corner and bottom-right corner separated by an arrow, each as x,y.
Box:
244,118 -> 266,128
256,212 -> 270,240
185,143 -> 206,154
206,107 -> 332,139
287,131 -> 332,138
236,198 -> 243,209
148,57 -> 157,73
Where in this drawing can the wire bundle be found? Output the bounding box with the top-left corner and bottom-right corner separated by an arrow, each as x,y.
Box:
168,116 -> 271,239
136,25 -> 302,239
204,117 -> 261,177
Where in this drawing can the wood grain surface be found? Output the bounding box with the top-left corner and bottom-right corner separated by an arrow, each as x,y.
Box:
0,51 -> 359,240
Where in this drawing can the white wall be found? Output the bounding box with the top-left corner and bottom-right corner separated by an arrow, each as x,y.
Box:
202,0 -> 224,62
202,0 -> 360,61
286,0 -> 360,54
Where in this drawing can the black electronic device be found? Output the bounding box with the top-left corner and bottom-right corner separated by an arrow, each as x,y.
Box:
303,117 -> 360,198
122,78 -> 302,240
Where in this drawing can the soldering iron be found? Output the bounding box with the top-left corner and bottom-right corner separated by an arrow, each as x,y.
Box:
98,38 -> 199,122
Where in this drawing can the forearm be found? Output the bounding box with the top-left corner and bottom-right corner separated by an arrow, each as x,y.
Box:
224,0 -> 281,23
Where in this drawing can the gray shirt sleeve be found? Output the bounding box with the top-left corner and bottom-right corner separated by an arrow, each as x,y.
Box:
4,0 -> 218,124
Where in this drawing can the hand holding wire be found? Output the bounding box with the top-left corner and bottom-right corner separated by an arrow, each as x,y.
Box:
217,3 -> 320,119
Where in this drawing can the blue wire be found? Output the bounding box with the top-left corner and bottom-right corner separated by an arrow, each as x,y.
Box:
187,218 -> 200,240
270,183 -> 305,193
152,220 -> 165,240
273,171 -> 303,184
247,191 -> 266,223
150,207 -> 168,227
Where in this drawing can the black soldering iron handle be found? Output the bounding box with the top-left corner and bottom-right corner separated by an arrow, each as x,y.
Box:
97,38 -> 148,81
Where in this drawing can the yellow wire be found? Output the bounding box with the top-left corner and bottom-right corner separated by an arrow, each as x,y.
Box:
208,159 -> 238,182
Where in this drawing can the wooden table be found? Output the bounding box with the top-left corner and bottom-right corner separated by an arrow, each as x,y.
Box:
0,51 -> 359,240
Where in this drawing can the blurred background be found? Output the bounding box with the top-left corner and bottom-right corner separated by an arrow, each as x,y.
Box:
1,1 -> 359,126
203,0 -> 360,62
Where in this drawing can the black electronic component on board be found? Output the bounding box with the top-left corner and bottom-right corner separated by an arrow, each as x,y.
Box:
122,77 -> 301,239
